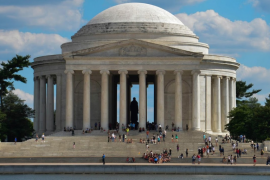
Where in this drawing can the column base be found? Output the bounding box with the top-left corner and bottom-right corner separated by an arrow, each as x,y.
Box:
192,127 -> 200,131
205,130 -> 213,134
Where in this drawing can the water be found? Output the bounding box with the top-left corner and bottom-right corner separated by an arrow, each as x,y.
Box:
0,175 -> 269,180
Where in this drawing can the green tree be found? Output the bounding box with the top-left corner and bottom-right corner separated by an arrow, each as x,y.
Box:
265,94 -> 270,107
0,92 -> 34,142
0,110 -> 6,140
236,80 -> 261,106
0,55 -> 31,110
226,97 -> 270,142
226,97 -> 258,139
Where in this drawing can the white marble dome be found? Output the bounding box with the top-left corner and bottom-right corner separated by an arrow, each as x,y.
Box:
87,3 -> 184,25
73,3 -> 195,38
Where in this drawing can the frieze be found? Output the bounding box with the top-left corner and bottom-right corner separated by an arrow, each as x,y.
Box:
119,45 -> 147,57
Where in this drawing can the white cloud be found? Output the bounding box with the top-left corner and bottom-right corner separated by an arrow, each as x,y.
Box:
237,64 -> 270,104
237,64 -> 270,83
253,93 -> 269,102
0,0 -> 85,31
250,0 -> 270,13
12,89 -> 33,108
0,30 -> 69,58
176,10 -> 270,56
113,0 -> 205,12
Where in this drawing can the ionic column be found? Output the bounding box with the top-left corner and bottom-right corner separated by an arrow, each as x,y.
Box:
213,76 -> 222,133
100,70 -> 110,131
191,70 -> 201,131
64,70 -> 74,128
56,74 -> 62,131
138,70 -> 147,129
233,78 -> 237,108
34,77 -> 40,133
82,70 -> 92,130
205,75 -> 212,133
222,77 -> 230,132
174,70 -> 183,130
156,70 -> 165,128
229,77 -> 234,111
119,70 -> 128,130
46,75 -> 54,132
39,76 -> 46,132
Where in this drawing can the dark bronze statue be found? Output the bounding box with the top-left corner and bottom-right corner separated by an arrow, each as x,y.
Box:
130,97 -> 138,123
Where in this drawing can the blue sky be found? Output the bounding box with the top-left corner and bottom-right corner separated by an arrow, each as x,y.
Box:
1,0 -> 270,120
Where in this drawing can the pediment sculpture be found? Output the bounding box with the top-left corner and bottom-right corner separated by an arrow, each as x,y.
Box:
119,45 -> 147,56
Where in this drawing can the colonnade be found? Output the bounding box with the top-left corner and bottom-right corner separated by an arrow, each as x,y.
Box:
64,69 -> 236,133
34,69 -> 236,134
33,74 -> 62,133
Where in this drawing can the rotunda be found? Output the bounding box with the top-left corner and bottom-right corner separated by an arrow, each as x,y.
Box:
32,3 -> 239,134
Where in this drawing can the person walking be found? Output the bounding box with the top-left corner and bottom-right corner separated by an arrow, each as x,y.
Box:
14,137 -> 17,145
171,134 -> 174,142
266,156 -> 270,165
35,135 -> 38,142
175,134 -> 178,142
233,155 -> 237,165
186,149 -> 189,157
102,154 -> 105,165
215,137 -> 218,147
169,148 -> 172,156
73,142 -> 75,149
163,133 -> 165,142
197,154 -> 201,164
42,133 -> 45,143
146,130 -> 149,139
177,144 -> 179,152
122,134 -> 125,142
192,154 -> 196,164
261,149 -> 264,158
253,155 -> 257,166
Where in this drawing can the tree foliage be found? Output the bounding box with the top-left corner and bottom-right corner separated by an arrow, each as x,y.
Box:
0,92 -> 34,142
226,97 -> 270,142
265,94 -> 270,107
236,81 -> 261,106
0,55 -> 31,110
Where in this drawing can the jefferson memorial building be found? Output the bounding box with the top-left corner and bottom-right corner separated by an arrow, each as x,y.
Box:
32,3 -> 239,134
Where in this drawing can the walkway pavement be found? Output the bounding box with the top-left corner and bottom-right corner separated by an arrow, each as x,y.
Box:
0,163 -> 268,166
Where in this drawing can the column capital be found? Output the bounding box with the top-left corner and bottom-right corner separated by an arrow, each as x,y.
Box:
205,74 -> 212,77
138,70 -> 147,75
46,74 -> 54,79
100,69 -> 110,75
232,77 -> 236,81
82,69 -> 92,75
118,69 -> 128,75
217,75 -> 223,79
174,70 -> 183,75
64,69 -> 74,74
156,70 -> 166,75
212,75 -> 222,79
191,70 -> 201,75
34,76 -> 39,81
39,75 -> 46,79
225,76 -> 230,80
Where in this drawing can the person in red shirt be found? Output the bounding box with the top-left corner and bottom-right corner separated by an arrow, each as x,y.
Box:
197,154 -> 201,164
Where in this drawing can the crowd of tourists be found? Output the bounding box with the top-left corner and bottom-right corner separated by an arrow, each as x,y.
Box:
142,149 -> 171,163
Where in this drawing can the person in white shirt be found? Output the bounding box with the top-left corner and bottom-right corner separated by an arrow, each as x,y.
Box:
42,133 -> 45,143
208,136 -> 211,143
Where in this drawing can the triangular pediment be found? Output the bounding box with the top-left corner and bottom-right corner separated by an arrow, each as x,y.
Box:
67,39 -> 203,58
